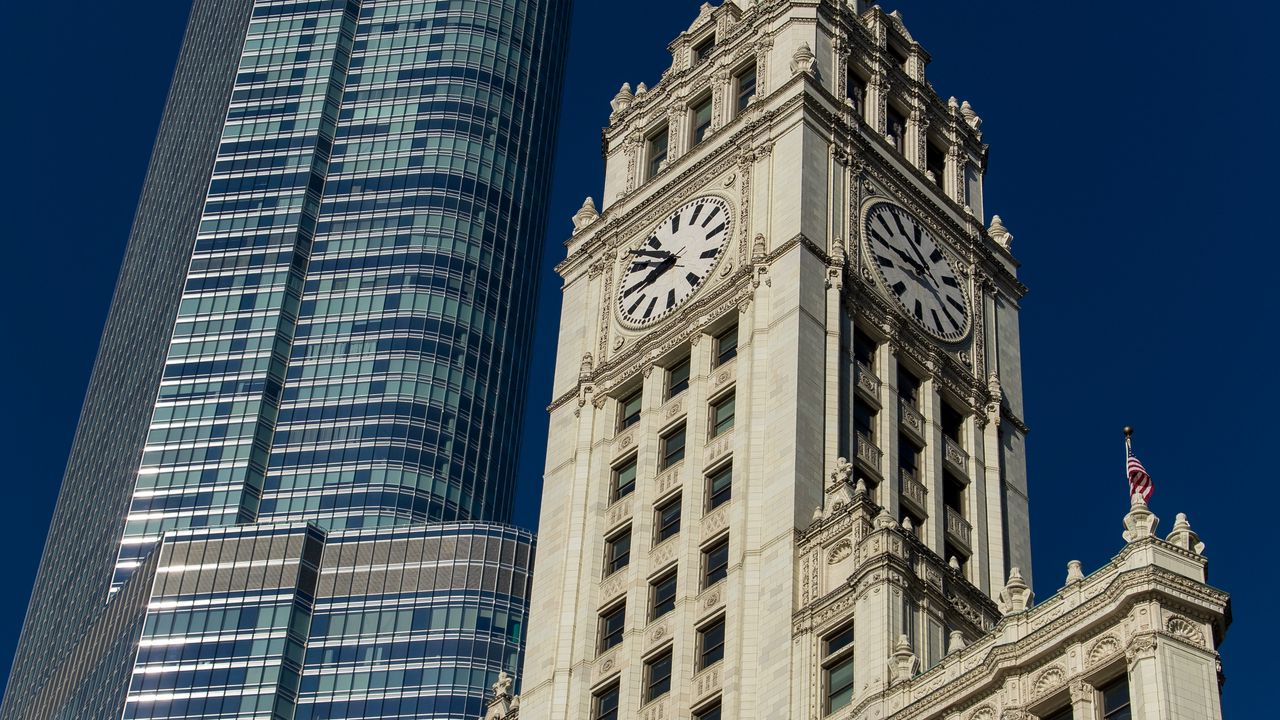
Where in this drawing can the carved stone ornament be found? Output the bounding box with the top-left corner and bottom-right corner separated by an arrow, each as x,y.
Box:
888,634 -> 920,684
997,566 -> 1033,614
1086,635 -> 1120,667
790,42 -> 816,76
1122,492 -> 1159,543
572,197 -> 600,233
827,539 -> 852,564
610,83 -> 634,114
1033,665 -> 1065,696
1166,615 -> 1207,647
987,214 -> 1013,251
947,629 -> 967,654
1125,634 -> 1158,666
1165,512 -> 1205,554
960,100 -> 982,131
1064,559 -> 1085,585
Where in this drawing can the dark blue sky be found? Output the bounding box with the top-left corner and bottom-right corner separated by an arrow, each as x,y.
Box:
0,1 -> 1272,712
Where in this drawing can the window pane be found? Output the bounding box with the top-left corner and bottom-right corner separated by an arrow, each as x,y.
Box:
593,684 -> 619,720
736,66 -> 756,113
704,538 -> 729,588
606,531 -> 631,575
613,458 -> 637,501
648,128 -> 669,179
699,618 -> 725,670
620,390 -> 642,429
599,604 -> 625,652
651,572 -> 677,619
712,394 -> 735,437
827,658 -> 854,711
826,626 -> 854,655
1101,676 -> 1131,720
661,426 -> 686,469
715,326 -> 738,365
695,701 -> 722,720
667,358 -> 690,397
692,97 -> 713,145
656,496 -> 681,543
708,466 -> 732,510
645,651 -> 673,701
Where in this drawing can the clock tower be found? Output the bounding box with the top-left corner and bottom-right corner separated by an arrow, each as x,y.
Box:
508,3 -> 1229,720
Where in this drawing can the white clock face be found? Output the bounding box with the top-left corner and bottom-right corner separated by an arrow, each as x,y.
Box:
617,196 -> 732,327
864,202 -> 970,341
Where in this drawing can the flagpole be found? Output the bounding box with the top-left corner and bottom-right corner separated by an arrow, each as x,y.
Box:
1123,426 -> 1133,501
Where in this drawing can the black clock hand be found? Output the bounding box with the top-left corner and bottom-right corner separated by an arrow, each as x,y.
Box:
626,253 -> 679,295
887,244 -> 927,274
629,249 -> 671,259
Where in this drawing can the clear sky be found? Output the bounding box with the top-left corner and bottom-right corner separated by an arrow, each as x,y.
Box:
0,1 -> 1273,713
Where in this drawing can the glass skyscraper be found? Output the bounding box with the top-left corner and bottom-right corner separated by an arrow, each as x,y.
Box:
2,0 -> 569,718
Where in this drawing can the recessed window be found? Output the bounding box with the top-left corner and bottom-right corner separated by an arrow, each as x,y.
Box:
655,495 -> 681,544
644,648 -> 673,702
703,536 -> 729,588
927,140 -> 946,189
941,402 -> 964,444
605,528 -> 631,576
710,393 -> 735,437
1099,676 -> 1132,720
823,625 -> 856,713
647,126 -> 669,180
854,402 -> 876,443
693,34 -> 716,64
888,43 -> 909,70
618,389 -> 642,430
898,367 -> 920,407
592,682 -> 620,720
886,106 -> 907,153
612,456 -> 637,502
698,616 -> 726,670
848,71 -> 867,115
707,464 -> 732,510
691,95 -> 713,146
735,64 -> 756,114
943,472 -> 964,514
899,436 -> 919,476
694,700 -> 722,720
650,570 -> 678,620
853,328 -> 877,369
667,357 -> 690,398
714,325 -> 738,366
660,424 -> 686,470
599,602 -> 626,653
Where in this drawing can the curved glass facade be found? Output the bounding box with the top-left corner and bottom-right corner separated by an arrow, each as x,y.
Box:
113,0 -> 571,589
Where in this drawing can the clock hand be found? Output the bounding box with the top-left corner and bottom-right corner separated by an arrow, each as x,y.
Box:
629,248 -> 671,259
887,245 -> 927,274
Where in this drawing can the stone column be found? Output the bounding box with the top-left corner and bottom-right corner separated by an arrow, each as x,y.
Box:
1068,680 -> 1097,720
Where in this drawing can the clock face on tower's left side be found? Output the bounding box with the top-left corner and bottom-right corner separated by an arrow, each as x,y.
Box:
863,201 -> 971,342
616,195 -> 732,328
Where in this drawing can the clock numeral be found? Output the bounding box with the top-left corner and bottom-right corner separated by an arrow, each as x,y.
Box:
941,306 -> 962,330
940,275 -> 959,288
699,248 -> 719,259
876,254 -> 895,268
689,203 -> 704,226
671,213 -> 681,234
705,222 -> 725,239
946,296 -> 966,314
643,296 -> 658,319
666,289 -> 676,309
628,295 -> 646,315
647,235 -> 662,249
686,272 -> 701,287
892,281 -> 908,296
700,205 -> 721,227
930,248 -> 943,263
914,300 -> 924,320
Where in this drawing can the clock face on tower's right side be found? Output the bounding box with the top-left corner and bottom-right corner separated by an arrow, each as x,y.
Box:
864,202 -> 970,341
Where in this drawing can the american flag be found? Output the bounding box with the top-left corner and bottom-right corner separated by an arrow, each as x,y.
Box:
1127,445 -> 1153,501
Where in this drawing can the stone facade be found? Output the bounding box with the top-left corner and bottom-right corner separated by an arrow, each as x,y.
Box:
506,2 -> 1230,719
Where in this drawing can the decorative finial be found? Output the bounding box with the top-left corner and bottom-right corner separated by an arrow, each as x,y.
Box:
789,42 -> 817,76
610,83 -> 634,114
998,567 -> 1033,614
889,634 -> 919,684
987,215 -> 1013,251
572,196 -> 600,233
1122,492 -> 1159,543
1064,560 -> 1084,585
1124,426 -> 1133,438
947,629 -> 967,653
1165,512 -> 1205,555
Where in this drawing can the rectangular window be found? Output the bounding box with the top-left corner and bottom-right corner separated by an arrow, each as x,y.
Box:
853,402 -> 876,442
612,456 -> 637,502
853,328 -> 877,369
655,495 -> 681,544
660,424 -> 686,470
647,126 -> 669,180
899,437 -> 919,475
714,325 -> 738,366
941,402 -> 965,444
599,603 -> 626,653
644,649 -> 673,702
650,570 -> 678,620
667,357 -> 690,398
618,389 -> 642,430
707,465 -> 732,510
848,71 -> 867,115
926,140 -> 946,189
735,64 -> 756,114
823,625 -> 856,713
693,35 -> 716,64
943,472 -> 964,514
605,529 -> 631,576
1100,676 -> 1132,720
889,43 -> 909,69
697,616 -> 726,670
703,536 -> 729,588
592,683 -> 620,720
691,95 -> 713,146
897,367 -> 920,407
710,393 -> 735,437
695,701 -> 722,720
886,106 -> 907,152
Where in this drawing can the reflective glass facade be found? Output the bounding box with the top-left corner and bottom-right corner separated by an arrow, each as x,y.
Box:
4,0 -> 567,718
116,0 -> 571,590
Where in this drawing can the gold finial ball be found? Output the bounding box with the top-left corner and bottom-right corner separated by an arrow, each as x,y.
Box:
1123,426 -> 1133,437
